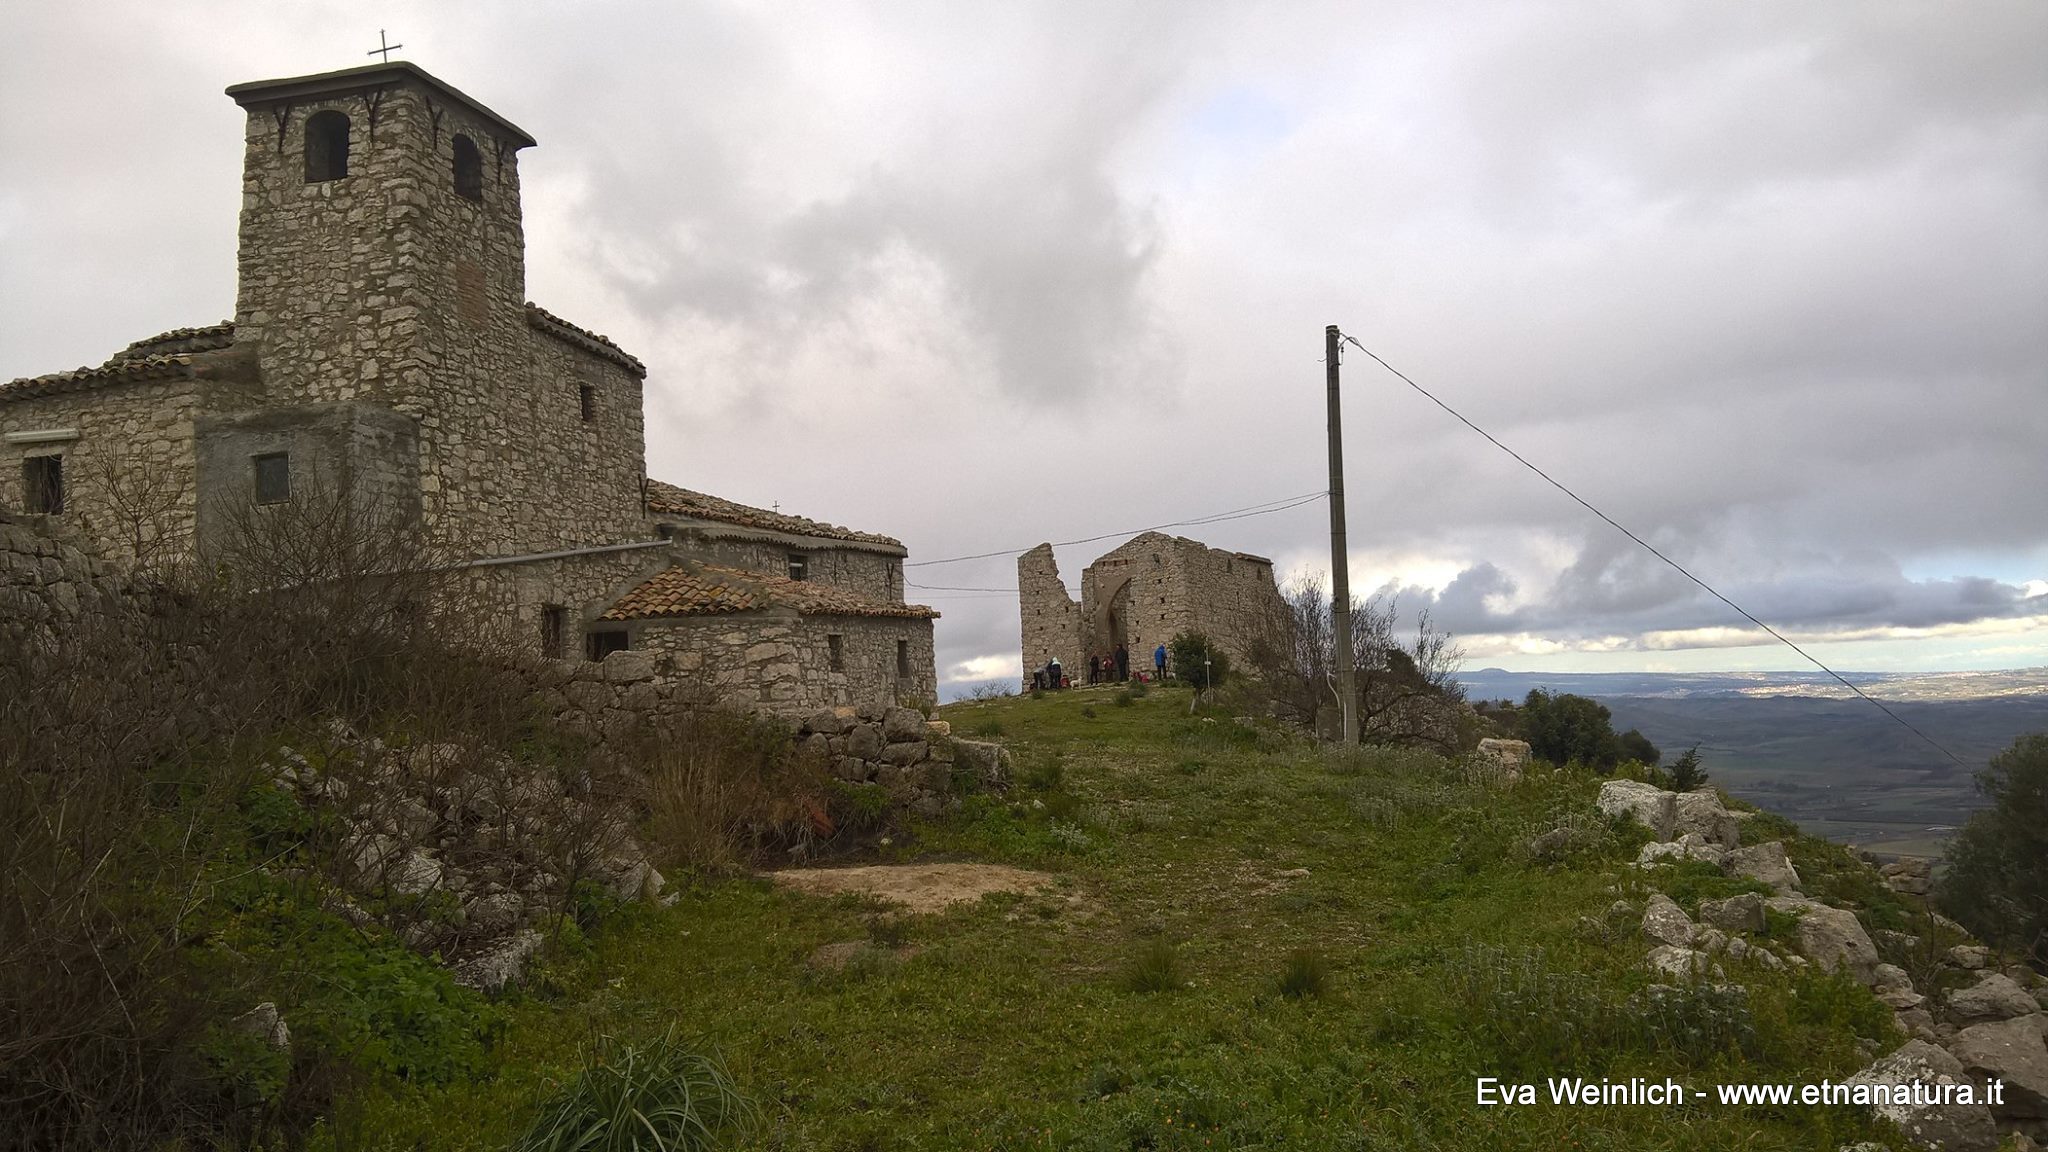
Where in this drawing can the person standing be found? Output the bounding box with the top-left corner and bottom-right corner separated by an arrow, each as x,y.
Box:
1114,643 -> 1129,682
1153,642 -> 1167,682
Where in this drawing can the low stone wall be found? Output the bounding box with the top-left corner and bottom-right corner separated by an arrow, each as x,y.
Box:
0,512 -> 144,648
794,704 -> 1012,819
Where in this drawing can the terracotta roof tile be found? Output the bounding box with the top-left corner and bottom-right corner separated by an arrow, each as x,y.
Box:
527,303 -> 645,377
3,322 -> 236,402
644,479 -> 904,549
603,563 -> 938,621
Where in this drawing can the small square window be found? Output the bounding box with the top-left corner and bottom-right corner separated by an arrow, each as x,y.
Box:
787,553 -> 808,581
579,384 -> 596,423
253,452 -> 291,505
541,605 -> 566,660
827,633 -> 844,672
585,630 -> 629,661
22,455 -> 63,515
896,638 -> 910,678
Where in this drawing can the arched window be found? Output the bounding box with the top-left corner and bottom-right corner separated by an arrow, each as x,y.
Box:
304,110 -> 350,182
452,134 -> 483,201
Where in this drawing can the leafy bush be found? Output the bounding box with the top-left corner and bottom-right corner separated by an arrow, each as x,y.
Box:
511,1028 -> 757,1152
1167,632 -> 1230,690
1618,729 -> 1661,767
1120,939 -> 1186,994
1516,690 -> 1623,771
1937,731 -> 2048,969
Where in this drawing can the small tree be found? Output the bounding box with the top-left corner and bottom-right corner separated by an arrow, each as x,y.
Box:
1168,631 -> 1228,690
1619,729 -> 1661,767
1667,745 -> 1708,792
1245,572 -> 1466,751
1937,732 -> 2048,971
1516,689 -> 1622,770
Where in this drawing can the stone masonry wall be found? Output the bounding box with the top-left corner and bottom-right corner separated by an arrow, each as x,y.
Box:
1,365 -> 263,569
1017,543 -> 1084,684
1020,532 -> 1287,685
619,613 -> 937,714
667,534 -> 904,603
231,77 -> 647,563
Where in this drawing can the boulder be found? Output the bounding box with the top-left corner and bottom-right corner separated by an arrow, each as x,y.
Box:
1727,841 -> 1802,894
463,891 -> 528,935
1768,897 -> 1879,983
600,649 -> 657,684
952,740 -> 1014,788
1845,1039 -> 2000,1152
1699,893 -> 1767,935
845,724 -> 884,760
230,1002 -> 291,1053
806,708 -> 854,736
1597,779 -> 1676,840
388,848 -> 445,897
1475,738 -> 1531,781
1644,944 -> 1715,980
882,707 -> 926,742
452,929 -> 545,993
1636,834 -> 1727,868
1641,894 -> 1697,947
925,719 -> 952,738
1948,1014 -> 2048,1120
1950,944 -> 1990,970
1673,790 -> 1741,847
1947,973 -> 2040,1023
879,740 -> 930,767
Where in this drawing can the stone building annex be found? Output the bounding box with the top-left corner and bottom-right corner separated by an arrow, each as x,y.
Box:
1018,532 -> 1289,688
0,60 -> 936,712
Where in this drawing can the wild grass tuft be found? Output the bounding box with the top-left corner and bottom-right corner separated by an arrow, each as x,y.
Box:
1120,939 -> 1186,994
968,717 -> 1006,739
510,1028 -> 757,1152
1277,947 -> 1329,1000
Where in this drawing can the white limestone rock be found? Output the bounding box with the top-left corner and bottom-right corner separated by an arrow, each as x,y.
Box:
1636,833 -> 1728,869
1673,790 -> 1742,847
1598,779 -> 1676,840
1699,893 -> 1767,935
1844,1040 -> 1999,1152
1641,893 -> 1697,947
452,929 -> 545,994
1726,841 -> 1802,894
1767,896 -> 1879,984
1947,1014 -> 2048,1120
1947,973 -> 2040,1023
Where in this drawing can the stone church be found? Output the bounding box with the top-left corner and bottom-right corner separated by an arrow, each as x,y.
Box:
1018,532 -> 1289,688
0,60 -> 936,712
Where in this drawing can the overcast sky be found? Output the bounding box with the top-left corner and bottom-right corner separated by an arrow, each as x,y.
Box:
4,2 -> 2045,694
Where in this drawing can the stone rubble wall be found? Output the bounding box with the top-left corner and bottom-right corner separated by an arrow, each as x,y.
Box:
1017,543 -> 1084,685
0,512 -> 144,648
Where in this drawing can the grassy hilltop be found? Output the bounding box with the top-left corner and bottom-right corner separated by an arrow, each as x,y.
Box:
350,684 -> 1937,1151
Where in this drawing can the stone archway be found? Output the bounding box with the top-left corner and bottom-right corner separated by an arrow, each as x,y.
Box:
1088,575 -> 1135,680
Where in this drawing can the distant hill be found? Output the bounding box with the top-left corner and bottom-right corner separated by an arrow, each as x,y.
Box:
1456,668 -> 2048,856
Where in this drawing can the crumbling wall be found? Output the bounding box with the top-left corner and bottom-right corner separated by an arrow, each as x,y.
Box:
1017,543 -> 1084,685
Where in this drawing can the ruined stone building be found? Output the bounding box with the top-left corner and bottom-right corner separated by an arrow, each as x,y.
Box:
1018,532 -> 1288,686
0,61 -> 936,711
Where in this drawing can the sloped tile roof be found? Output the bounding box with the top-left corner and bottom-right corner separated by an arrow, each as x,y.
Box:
1,328 -> 235,402
644,478 -> 904,549
602,563 -> 938,621
526,303 -> 645,377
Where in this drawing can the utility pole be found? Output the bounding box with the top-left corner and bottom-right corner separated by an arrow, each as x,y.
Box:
1326,325 -> 1358,744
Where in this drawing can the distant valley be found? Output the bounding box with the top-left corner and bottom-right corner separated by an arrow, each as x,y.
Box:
1456,668 -> 2048,857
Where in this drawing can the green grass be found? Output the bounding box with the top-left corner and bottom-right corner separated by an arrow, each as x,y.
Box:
332,685 -> 1909,1151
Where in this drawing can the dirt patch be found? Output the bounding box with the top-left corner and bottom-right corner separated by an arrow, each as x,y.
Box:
768,863 -> 1055,915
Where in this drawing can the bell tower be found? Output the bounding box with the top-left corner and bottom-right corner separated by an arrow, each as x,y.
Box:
224,62 -> 539,550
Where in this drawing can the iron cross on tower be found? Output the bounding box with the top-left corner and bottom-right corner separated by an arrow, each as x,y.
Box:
367,30 -> 404,63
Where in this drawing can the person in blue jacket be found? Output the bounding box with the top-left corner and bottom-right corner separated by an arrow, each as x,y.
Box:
1153,642 -> 1167,681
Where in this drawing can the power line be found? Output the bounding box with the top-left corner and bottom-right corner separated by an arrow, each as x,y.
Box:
904,489 -> 1327,568
1338,331 -> 1972,769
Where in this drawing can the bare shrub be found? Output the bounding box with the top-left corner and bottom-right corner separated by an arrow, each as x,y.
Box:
637,711 -> 834,874
1249,570 -> 1467,751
